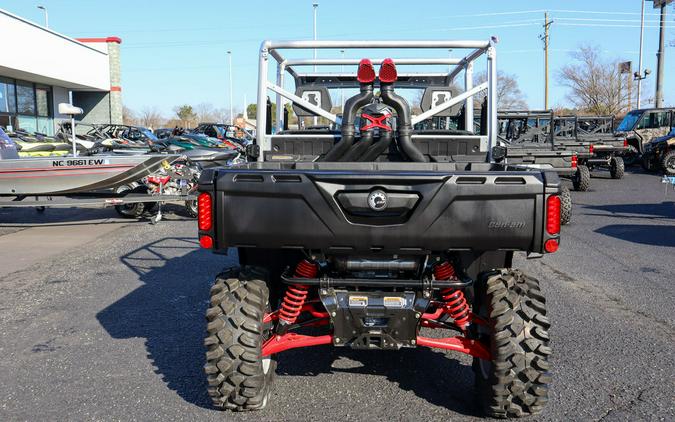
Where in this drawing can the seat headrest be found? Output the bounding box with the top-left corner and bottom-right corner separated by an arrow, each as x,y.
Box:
292,87 -> 332,118
420,86 -> 462,117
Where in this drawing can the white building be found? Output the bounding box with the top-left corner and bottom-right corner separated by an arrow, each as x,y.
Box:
0,8 -> 123,135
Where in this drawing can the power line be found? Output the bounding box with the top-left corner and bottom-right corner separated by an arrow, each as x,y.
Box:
548,9 -> 663,16
556,23 -> 664,29
553,17 -> 667,23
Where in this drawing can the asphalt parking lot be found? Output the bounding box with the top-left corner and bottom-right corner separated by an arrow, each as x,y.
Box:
0,168 -> 673,421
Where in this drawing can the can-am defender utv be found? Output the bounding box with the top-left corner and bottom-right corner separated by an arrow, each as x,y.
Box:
615,107 -> 675,167
496,110 -> 575,223
642,128 -> 675,175
553,114 -> 627,180
197,40 -> 558,418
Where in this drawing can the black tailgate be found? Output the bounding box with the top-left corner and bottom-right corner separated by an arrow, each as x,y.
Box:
202,169 -> 557,254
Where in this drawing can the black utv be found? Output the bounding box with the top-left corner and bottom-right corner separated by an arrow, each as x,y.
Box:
197,41 -> 557,418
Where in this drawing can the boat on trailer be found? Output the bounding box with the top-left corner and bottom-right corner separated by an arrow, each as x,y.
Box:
0,155 -> 174,195
0,127 -> 176,195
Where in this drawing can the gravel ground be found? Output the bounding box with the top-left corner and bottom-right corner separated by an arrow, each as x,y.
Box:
0,168 -> 673,421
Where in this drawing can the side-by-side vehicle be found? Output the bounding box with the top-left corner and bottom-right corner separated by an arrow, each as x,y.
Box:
197,40 -> 558,418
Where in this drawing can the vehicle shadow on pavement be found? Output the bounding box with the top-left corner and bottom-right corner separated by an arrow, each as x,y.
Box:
583,202 -> 675,220
595,224 -> 675,247
277,342 -> 480,416
96,237 -> 235,409
96,238 -> 479,414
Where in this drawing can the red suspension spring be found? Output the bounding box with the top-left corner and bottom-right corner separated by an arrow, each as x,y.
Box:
434,261 -> 471,331
278,260 -> 318,325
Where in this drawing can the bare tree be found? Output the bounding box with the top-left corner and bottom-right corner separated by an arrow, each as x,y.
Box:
194,102 -> 218,124
475,70 -> 528,110
139,106 -> 164,129
558,45 -> 632,115
213,107 -> 231,124
122,105 -> 138,125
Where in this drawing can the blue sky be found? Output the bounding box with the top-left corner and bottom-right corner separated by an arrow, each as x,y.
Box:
4,0 -> 674,116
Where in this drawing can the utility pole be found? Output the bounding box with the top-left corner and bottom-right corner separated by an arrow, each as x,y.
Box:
37,5 -> 48,28
654,1 -> 669,108
628,72 -> 633,112
636,0 -> 646,108
340,49 -> 345,112
312,2 -> 319,126
312,2 -> 319,71
541,13 -> 553,110
227,51 -> 233,125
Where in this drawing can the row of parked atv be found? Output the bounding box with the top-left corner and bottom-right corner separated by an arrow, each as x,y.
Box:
495,108 -> 675,224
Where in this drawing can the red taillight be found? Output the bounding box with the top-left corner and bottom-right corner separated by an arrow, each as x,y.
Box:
571,154 -> 577,169
546,195 -> 561,235
198,192 -> 212,231
199,235 -> 213,249
379,58 -> 398,83
623,139 -> 628,147
544,239 -> 559,253
589,144 -> 594,154
357,59 -> 376,83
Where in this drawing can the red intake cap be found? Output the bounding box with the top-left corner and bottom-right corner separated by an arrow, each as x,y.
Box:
357,59 -> 376,83
379,58 -> 397,83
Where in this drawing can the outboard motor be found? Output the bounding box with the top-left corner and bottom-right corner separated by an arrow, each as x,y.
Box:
0,127 -> 20,160
323,59 -> 375,161
378,58 -> 427,162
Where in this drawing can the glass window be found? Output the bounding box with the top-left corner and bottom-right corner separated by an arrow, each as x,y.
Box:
16,82 -> 35,116
36,86 -> 51,117
0,77 -> 16,114
638,111 -> 670,129
36,117 -> 54,136
17,115 -> 37,132
657,111 -> 671,128
617,110 -> 642,131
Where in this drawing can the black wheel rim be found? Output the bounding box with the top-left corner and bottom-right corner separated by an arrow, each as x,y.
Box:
667,156 -> 675,170
187,200 -> 197,213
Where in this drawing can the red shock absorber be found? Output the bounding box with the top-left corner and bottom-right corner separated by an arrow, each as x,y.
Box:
434,261 -> 471,331
278,260 -> 318,325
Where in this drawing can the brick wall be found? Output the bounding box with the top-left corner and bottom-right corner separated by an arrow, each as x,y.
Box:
107,40 -> 123,124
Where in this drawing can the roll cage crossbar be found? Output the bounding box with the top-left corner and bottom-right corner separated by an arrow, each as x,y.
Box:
256,39 -> 499,162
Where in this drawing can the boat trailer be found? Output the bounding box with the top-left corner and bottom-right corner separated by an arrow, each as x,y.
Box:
0,191 -> 198,224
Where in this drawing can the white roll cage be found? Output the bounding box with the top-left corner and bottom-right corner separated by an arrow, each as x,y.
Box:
256,39 -> 498,161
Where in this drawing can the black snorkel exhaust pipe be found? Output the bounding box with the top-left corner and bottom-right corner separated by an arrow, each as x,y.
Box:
323,59 -> 375,162
378,58 -> 427,162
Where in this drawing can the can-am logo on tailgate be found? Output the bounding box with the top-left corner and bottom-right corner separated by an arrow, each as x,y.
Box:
368,190 -> 388,211
488,221 -> 526,229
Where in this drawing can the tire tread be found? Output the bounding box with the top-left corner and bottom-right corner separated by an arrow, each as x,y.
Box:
475,269 -> 551,419
204,268 -> 274,411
